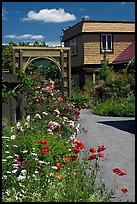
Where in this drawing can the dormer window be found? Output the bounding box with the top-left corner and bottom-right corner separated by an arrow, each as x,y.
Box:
101,34 -> 113,52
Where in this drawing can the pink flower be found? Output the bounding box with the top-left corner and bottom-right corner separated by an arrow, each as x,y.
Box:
113,168 -> 127,176
58,97 -> 63,101
49,79 -> 55,85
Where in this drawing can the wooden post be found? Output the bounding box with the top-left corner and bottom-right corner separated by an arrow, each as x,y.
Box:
60,50 -> 64,96
93,72 -> 96,84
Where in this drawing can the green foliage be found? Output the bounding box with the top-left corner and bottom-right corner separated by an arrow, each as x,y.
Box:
92,95 -> 135,116
2,44 -> 13,73
70,86 -> 93,109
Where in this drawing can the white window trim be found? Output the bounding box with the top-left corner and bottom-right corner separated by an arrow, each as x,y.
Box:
101,34 -> 112,52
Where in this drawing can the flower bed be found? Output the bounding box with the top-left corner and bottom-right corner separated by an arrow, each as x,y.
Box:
2,71 -> 129,202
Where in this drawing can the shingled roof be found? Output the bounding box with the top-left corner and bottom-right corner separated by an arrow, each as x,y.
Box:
113,41 -> 135,64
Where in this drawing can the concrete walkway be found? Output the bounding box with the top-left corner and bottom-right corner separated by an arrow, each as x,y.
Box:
77,109 -> 135,202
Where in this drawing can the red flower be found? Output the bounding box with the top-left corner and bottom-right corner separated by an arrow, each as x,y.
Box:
70,155 -> 77,161
113,168 -> 127,176
63,157 -> 70,162
75,140 -> 85,149
40,148 -> 48,154
90,148 -> 96,153
44,146 -> 51,151
75,115 -> 80,119
98,153 -> 104,158
121,187 -> 128,193
72,148 -> 80,154
36,103 -> 41,107
88,154 -> 97,160
40,140 -> 47,144
56,163 -> 63,168
97,145 -> 106,152
55,169 -> 60,172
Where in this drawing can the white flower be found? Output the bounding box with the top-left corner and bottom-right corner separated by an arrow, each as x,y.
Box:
13,164 -> 19,168
5,151 -> 10,154
11,127 -> 15,132
17,175 -> 26,181
35,170 -> 39,174
16,122 -> 21,129
42,111 -> 48,115
67,120 -> 75,128
12,169 -> 18,174
6,171 -> 11,174
26,115 -> 30,122
11,135 -> 16,140
25,122 -> 30,128
13,145 -> 18,148
2,175 -> 7,179
31,152 -> 37,156
34,113 -> 41,119
7,156 -> 13,159
22,150 -> 28,153
51,166 -> 58,170
2,159 -> 7,162
2,136 -> 9,139
21,169 -> 27,174
38,161 -> 45,164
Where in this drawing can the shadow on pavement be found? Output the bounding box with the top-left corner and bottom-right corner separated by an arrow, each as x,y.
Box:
98,120 -> 135,134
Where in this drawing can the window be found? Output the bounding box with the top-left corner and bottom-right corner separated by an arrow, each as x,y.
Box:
70,38 -> 78,56
72,74 -> 79,87
101,34 -> 112,52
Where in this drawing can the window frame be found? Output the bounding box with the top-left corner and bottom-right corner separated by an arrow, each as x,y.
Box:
70,38 -> 78,56
100,34 -> 113,53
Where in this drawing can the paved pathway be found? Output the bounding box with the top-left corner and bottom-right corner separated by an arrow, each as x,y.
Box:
77,109 -> 135,202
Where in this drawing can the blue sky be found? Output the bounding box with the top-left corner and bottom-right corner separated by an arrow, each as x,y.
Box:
2,2 -> 135,46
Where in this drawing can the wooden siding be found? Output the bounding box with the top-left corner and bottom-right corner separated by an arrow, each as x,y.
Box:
62,21 -> 135,41
83,33 -> 135,64
64,35 -> 84,67
82,21 -> 135,33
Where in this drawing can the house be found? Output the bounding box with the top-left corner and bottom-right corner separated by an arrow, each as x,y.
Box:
61,19 -> 135,88
112,41 -> 135,71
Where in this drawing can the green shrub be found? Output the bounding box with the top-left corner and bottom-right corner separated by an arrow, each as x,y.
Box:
92,96 -> 135,116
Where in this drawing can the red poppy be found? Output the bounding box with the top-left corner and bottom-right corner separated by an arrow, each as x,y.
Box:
113,168 -> 127,176
40,148 -> 48,154
98,153 -> 104,158
70,155 -> 78,161
40,140 -> 47,144
75,140 -> 85,149
88,154 -> 97,160
63,157 -> 70,162
90,148 -> 96,153
72,148 -> 80,154
44,146 -> 51,151
97,145 -> 106,152
121,187 -> 128,193
56,163 -> 63,168
36,103 -> 41,107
